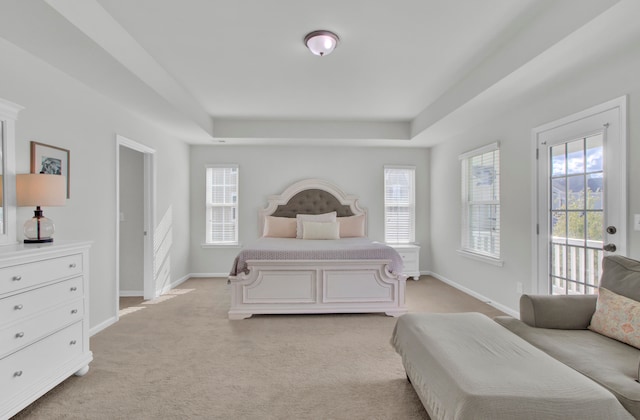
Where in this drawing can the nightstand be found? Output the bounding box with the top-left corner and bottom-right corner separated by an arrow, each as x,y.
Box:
388,244 -> 420,280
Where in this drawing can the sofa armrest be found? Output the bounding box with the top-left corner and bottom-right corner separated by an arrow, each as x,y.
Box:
519,294 -> 597,329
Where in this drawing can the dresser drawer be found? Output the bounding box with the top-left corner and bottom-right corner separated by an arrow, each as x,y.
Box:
0,277 -> 83,328
0,299 -> 84,358
0,322 -> 83,407
0,254 -> 83,295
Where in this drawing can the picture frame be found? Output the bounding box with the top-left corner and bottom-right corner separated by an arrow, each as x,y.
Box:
30,141 -> 70,198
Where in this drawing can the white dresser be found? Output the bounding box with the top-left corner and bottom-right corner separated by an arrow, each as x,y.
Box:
0,241 -> 92,419
389,244 -> 421,280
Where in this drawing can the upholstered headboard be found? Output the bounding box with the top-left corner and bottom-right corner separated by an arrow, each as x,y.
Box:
258,179 -> 366,235
271,189 -> 355,218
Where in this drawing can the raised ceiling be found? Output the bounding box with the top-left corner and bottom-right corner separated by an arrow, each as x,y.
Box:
0,0 -> 637,146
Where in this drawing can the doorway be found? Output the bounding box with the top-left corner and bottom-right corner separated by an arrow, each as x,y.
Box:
116,135 -> 156,316
533,96 -> 627,295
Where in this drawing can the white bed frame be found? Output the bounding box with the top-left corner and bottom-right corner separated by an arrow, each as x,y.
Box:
228,179 -> 408,320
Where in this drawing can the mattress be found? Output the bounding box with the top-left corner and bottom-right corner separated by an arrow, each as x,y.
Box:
229,237 -> 404,276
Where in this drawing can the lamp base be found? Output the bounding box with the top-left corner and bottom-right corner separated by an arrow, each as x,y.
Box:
24,238 -> 54,244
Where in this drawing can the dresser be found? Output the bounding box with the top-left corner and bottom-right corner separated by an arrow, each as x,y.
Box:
0,241 -> 92,419
389,244 -> 421,280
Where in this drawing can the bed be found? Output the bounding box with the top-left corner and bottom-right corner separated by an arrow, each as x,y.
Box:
227,178 -> 408,320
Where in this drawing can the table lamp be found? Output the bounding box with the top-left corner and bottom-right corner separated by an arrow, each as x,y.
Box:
16,173 -> 66,243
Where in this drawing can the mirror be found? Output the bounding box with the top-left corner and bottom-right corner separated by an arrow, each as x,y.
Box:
0,98 -> 23,246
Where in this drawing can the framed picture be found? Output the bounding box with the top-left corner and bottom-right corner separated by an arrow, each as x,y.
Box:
30,141 -> 70,198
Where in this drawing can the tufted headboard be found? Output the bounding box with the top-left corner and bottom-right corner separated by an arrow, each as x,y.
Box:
271,189 -> 354,218
258,179 -> 366,235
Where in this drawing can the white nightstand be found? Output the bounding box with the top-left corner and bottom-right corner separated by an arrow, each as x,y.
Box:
388,244 -> 420,280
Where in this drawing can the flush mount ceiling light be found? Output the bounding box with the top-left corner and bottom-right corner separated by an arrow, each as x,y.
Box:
304,30 -> 339,57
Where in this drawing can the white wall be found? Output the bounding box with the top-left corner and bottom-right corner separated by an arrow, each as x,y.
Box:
118,147 -> 144,295
430,41 -> 640,313
189,145 -> 430,275
0,38 -> 191,331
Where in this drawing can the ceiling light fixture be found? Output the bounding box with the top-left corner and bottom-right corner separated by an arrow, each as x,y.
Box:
304,30 -> 339,57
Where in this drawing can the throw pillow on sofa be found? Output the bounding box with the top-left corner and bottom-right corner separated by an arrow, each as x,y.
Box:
589,287 -> 640,349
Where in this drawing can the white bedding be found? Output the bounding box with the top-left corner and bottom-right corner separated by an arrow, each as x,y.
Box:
229,237 -> 403,276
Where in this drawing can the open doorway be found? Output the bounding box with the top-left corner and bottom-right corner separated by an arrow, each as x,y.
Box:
115,135 -> 156,317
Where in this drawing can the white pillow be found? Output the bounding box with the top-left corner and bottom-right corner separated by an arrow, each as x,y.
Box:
302,221 -> 340,240
296,212 -> 337,239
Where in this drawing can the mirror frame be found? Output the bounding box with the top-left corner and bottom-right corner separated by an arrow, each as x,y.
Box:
0,98 -> 23,246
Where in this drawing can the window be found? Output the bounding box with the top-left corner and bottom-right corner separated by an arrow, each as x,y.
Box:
459,142 -> 501,263
384,166 -> 415,244
205,165 -> 239,245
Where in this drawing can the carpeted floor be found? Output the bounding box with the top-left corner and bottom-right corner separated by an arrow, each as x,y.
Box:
12,276 -> 505,420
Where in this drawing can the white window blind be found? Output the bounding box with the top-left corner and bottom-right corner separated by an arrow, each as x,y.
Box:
205,165 -> 238,245
460,143 -> 500,259
384,166 -> 416,244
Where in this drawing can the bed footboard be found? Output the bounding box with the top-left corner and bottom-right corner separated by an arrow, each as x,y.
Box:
227,259 -> 407,319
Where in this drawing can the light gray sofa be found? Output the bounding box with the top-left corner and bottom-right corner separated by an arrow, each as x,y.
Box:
495,255 -> 640,418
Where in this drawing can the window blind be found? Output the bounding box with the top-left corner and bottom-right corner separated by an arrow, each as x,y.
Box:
205,165 -> 238,244
460,143 -> 500,258
384,166 -> 416,244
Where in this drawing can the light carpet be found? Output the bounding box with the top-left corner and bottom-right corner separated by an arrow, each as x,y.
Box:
13,276 -> 505,420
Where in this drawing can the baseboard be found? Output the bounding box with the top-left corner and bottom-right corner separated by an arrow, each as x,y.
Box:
158,273 -> 191,295
90,316 -> 117,337
188,272 -> 229,278
119,290 -> 143,297
427,271 -> 519,318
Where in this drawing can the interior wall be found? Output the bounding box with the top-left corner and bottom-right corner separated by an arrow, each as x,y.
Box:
429,40 -> 640,313
189,145 -> 430,275
119,147 -> 144,295
0,38 -> 191,332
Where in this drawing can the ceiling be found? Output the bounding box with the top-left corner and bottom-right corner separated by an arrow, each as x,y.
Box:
0,0 -> 637,146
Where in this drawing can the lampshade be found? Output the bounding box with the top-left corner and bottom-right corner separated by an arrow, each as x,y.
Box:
16,173 -> 66,207
304,30 -> 339,57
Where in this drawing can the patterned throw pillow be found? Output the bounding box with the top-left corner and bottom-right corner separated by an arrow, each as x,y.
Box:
589,287 -> 640,349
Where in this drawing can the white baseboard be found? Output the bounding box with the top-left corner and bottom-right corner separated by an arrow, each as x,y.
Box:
119,290 -> 143,297
90,316 -> 117,337
426,271 -> 519,318
188,272 -> 229,278
158,273 -> 191,295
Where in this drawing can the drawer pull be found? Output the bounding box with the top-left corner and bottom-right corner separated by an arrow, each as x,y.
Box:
70,286 -> 78,292
12,275 -> 22,281
15,332 -> 25,338
70,340 -> 77,345
14,304 -> 24,310
69,263 -> 77,268
14,371 -> 23,377
71,309 -> 78,314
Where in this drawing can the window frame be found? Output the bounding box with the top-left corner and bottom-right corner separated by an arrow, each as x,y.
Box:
458,142 -> 503,266
384,165 -> 416,244
204,164 -> 239,247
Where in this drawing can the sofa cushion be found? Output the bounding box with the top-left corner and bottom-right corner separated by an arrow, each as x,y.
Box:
589,287 -> 640,349
496,316 -> 640,418
601,255 -> 640,302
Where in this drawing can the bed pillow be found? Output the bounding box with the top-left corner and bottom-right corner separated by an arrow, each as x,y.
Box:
588,287 -> 640,349
302,221 -> 340,240
338,214 -> 366,238
263,216 -> 297,238
296,212 -> 337,239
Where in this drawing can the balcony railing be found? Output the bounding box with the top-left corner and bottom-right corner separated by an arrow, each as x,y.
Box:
550,236 -> 603,295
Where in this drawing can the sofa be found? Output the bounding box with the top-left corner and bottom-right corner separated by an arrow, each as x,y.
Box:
495,254 -> 640,418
